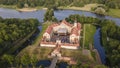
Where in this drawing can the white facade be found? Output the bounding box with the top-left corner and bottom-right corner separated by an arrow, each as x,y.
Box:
43,32 -> 51,41
53,23 -> 71,33
40,44 -> 79,49
70,34 -> 80,43
40,44 -> 56,47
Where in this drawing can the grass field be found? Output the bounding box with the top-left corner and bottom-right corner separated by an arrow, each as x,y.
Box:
84,24 -> 96,49
107,9 -> 120,18
58,4 -> 99,11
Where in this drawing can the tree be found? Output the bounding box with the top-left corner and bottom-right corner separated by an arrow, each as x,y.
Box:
44,9 -> 57,22
2,54 -> 14,67
15,57 -> 21,68
21,54 -> 31,68
0,18 -> 39,55
94,65 -> 108,68
30,55 -> 38,68
17,2 -> 24,8
95,7 -> 106,15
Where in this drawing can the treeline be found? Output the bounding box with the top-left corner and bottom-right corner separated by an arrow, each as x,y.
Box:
65,14 -> 120,67
0,54 -> 39,68
0,0 -> 120,9
65,14 -> 100,25
101,21 -> 120,67
0,17 -> 39,55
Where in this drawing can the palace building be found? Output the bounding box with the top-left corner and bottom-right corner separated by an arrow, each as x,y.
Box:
40,20 -> 82,49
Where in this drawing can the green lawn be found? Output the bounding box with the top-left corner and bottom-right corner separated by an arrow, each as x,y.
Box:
84,24 -> 96,49
107,9 -> 120,18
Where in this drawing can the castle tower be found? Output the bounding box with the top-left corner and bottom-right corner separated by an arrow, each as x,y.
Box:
74,20 -> 77,27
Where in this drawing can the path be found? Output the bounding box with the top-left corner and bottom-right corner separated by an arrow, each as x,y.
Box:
82,49 -> 94,60
83,24 -> 85,49
49,57 -> 58,68
94,49 -> 102,64
49,44 -> 61,68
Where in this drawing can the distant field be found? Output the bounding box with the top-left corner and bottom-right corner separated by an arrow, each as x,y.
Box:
107,9 -> 120,18
58,4 -> 100,11
0,4 -> 16,9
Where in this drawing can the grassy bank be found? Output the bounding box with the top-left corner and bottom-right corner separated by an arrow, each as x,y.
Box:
33,22 -> 51,46
0,4 -> 17,9
58,4 -> 98,11
84,24 -> 96,49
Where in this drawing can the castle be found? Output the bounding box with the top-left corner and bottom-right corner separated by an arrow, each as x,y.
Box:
40,20 -> 82,49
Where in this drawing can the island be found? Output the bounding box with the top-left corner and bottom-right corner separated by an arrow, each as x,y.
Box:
0,0 -> 120,68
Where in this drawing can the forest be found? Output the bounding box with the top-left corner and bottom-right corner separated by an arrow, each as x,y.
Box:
101,21 -> 120,67
0,0 -> 120,9
0,17 -> 39,55
65,14 -> 120,67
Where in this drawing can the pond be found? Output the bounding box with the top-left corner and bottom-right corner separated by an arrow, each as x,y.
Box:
0,8 -> 120,66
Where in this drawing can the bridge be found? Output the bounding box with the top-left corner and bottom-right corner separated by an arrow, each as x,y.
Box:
49,56 -> 58,68
49,43 -> 61,68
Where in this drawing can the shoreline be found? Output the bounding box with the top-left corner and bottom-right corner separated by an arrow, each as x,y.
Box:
58,7 -> 91,11
17,8 -> 37,12
58,7 -> 120,18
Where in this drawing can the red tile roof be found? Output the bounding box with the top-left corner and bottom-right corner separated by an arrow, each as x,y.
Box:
71,27 -> 79,36
45,23 -> 59,34
71,23 -> 81,36
61,20 -> 72,27
46,26 -> 53,34
45,20 -> 81,35
77,23 -> 81,30
51,23 -> 59,27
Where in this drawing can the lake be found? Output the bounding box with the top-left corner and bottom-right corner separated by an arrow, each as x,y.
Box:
0,8 -> 120,66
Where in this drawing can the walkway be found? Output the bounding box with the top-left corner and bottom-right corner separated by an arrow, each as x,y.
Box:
82,49 -> 94,60
49,56 -> 58,68
94,49 -> 102,64
83,24 -> 85,49
49,44 -> 61,68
